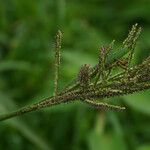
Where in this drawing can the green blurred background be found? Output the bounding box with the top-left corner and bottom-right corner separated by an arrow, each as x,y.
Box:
0,0 -> 150,150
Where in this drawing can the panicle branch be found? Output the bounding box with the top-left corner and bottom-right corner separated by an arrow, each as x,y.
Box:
54,30 -> 62,96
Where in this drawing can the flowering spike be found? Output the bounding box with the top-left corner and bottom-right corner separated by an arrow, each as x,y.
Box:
83,99 -> 125,111
77,64 -> 91,89
54,30 -> 62,96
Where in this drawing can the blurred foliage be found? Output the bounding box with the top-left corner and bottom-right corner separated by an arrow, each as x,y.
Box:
0,0 -> 150,149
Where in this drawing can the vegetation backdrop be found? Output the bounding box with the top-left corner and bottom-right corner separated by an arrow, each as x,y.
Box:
0,0 -> 150,150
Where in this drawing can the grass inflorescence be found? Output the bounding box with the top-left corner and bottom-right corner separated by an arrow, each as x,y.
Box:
0,24 -> 150,122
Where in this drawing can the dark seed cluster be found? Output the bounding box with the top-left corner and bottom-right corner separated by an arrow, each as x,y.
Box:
77,64 -> 91,88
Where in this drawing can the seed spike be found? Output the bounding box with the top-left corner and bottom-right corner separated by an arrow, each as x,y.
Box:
123,23 -> 142,51
83,99 -> 126,110
54,30 -> 63,96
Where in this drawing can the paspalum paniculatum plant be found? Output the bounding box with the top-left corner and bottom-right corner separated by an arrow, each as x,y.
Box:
0,24 -> 150,122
